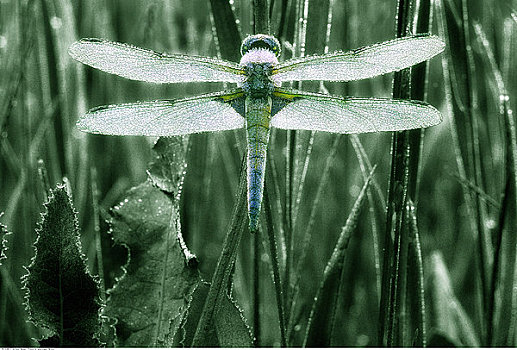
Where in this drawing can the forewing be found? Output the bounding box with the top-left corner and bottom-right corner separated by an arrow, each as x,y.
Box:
273,34 -> 444,82
77,90 -> 246,136
69,39 -> 245,83
271,89 -> 442,134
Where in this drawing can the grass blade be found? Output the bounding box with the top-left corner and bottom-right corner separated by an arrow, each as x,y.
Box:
406,200 -> 426,346
436,1 -> 490,338
263,186 -> 287,346
379,0 -> 414,346
472,20 -> 517,346
209,0 -> 242,62
191,156 -> 249,346
427,252 -> 480,346
304,166 -> 375,346
350,135 -> 385,300
0,237 -> 36,347
290,135 -> 340,320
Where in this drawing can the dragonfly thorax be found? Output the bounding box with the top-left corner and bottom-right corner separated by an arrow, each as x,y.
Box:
241,62 -> 276,98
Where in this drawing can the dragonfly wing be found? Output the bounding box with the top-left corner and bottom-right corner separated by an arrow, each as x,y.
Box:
78,89 -> 246,136
69,39 -> 245,84
270,88 -> 442,134
273,34 -> 444,82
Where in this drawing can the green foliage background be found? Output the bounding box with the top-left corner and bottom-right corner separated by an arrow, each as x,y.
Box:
0,0 -> 516,346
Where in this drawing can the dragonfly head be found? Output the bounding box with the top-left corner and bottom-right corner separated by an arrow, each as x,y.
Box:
241,34 -> 281,57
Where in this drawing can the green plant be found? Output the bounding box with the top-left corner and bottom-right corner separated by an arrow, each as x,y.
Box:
0,0 -> 515,347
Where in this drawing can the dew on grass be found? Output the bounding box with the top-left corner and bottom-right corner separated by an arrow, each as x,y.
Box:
50,16 -> 62,30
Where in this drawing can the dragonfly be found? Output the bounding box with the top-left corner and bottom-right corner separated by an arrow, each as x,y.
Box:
69,33 -> 445,233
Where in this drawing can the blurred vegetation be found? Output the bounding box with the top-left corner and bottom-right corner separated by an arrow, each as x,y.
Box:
0,0 -> 516,346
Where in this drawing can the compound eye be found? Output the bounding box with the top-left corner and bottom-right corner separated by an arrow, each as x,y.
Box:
270,44 -> 280,57
240,41 -> 250,56
241,35 -> 281,57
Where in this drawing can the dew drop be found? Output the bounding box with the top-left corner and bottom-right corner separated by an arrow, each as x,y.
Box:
348,184 -> 361,198
50,16 -> 62,29
485,218 -> 496,230
500,94 -> 509,102
356,334 -> 369,346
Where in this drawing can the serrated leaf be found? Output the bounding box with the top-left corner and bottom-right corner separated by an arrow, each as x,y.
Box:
23,185 -> 100,347
105,180 -> 199,347
173,282 -> 253,347
147,136 -> 189,196
214,291 -> 254,347
147,137 -> 197,267
173,282 -> 215,347
303,169 -> 375,347
427,252 -> 480,347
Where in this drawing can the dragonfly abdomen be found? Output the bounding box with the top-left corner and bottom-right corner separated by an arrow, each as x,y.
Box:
246,96 -> 272,232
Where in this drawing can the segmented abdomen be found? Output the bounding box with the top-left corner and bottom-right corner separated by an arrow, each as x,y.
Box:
245,96 -> 272,232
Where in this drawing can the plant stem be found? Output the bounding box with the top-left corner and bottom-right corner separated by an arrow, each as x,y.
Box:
192,158 -> 248,346
264,186 -> 288,347
90,166 -> 106,301
379,0 -> 413,346
253,0 -> 270,34
407,200 -> 427,347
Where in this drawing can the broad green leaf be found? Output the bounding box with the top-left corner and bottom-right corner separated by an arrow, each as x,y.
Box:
174,282 -> 253,347
304,168 -> 375,347
104,180 -> 199,347
214,291 -> 253,347
103,135 -> 201,346
427,252 -> 480,347
106,179 -> 252,347
173,282 -> 216,346
23,185 -> 100,347
148,137 -> 198,266
147,136 -> 189,196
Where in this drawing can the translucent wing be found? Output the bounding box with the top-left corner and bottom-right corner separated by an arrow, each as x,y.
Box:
77,90 -> 246,136
273,34 -> 444,82
270,88 -> 442,134
69,38 -> 245,84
